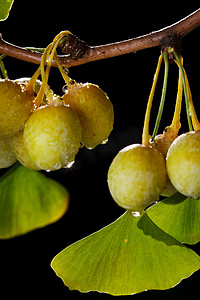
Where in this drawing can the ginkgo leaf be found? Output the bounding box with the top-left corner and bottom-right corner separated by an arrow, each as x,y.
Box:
146,193 -> 200,245
0,0 -> 14,21
0,164 -> 69,238
51,211 -> 200,296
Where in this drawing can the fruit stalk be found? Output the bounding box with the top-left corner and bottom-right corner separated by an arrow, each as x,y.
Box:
182,67 -> 200,130
170,61 -> 183,133
142,55 -> 163,146
152,51 -> 169,138
174,51 -> 193,131
0,55 -> 8,78
26,31 -> 73,107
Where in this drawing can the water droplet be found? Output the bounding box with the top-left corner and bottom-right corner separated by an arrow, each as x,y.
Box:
62,84 -> 68,93
64,161 -> 74,168
51,161 -> 62,170
101,139 -> 108,145
131,211 -> 141,218
48,140 -> 58,146
69,80 -> 75,85
33,137 -> 40,143
63,67 -> 69,74
43,127 -> 50,133
53,95 -> 62,102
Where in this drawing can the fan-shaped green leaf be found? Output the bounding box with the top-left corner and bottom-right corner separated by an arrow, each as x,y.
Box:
0,164 -> 69,238
0,0 -> 14,21
51,211 -> 200,296
146,193 -> 200,245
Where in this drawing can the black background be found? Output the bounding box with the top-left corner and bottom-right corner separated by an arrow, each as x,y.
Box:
0,2 -> 200,299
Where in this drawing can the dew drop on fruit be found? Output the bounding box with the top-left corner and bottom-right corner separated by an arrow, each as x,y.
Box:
64,161 -> 74,168
131,211 -> 141,218
62,84 -> 68,93
51,161 -> 62,170
101,139 -> 108,145
48,140 -> 58,146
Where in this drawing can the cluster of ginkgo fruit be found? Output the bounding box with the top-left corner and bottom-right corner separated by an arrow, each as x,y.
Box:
0,31 -> 114,171
107,51 -> 200,215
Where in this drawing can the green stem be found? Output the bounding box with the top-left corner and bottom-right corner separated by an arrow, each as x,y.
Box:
0,55 -> 8,78
25,47 -> 46,53
173,51 -> 193,131
25,37 -> 69,54
152,51 -> 169,138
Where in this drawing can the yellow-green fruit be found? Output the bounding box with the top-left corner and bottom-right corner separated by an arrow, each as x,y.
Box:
0,79 -> 34,137
63,83 -> 114,149
150,132 -> 177,197
14,77 -> 42,93
107,144 -> 167,212
160,179 -> 177,197
0,137 -> 17,168
23,104 -> 82,171
150,131 -> 177,158
10,130 -> 41,171
14,77 -> 50,102
166,130 -> 200,197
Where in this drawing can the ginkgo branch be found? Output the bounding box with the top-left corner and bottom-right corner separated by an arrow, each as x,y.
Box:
0,8 -> 200,68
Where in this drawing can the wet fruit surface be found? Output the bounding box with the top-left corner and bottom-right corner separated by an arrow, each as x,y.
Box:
107,144 -> 167,212
63,83 -> 114,149
10,130 -> 40,171
0,137 -> 17,168
0,79 -> 34,137
167,130 -> 200,197
23,104 -> 82,171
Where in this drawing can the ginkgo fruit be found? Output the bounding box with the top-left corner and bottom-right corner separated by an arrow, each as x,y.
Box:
14,77 -> 42,93
166,130 -> 200,197
0,137 -> 17,168
23,103 -> 82,171
14,77 -> 51,103
0,79 -> 34,137
150,128 -> 177,197
107,144 -> 167,212
10,130 -> 41,171
63,82 -> 114,149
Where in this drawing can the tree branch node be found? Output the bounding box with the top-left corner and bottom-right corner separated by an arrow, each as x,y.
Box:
59,33 -> 89,60
160,33 -> 182,63
161,34 -> 182,52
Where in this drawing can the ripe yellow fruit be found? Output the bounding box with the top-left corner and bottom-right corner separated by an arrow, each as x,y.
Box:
23,104 -> 82,171
150,129 -> 177,197
150,127 -> 178,158
14,77 -> 50,103
0,79 -> 34,137
166,130 -> 200,197
10,130 -> 41,171
63,83 -> 114,149
14,77 -> 42,93
107,144 -> 167,212
0,137 -> 17,168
